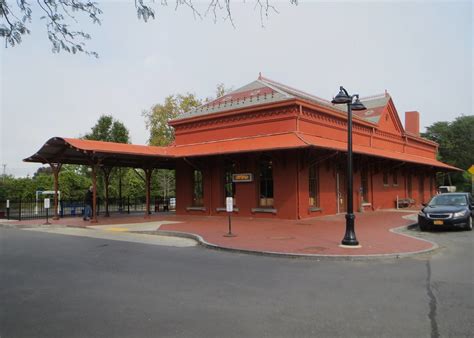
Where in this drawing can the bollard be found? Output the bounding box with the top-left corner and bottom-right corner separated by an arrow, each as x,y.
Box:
44,198 -> 51,225
224,197 -> 236,237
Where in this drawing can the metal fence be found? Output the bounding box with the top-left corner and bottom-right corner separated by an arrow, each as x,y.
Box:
0,197 -> 175,220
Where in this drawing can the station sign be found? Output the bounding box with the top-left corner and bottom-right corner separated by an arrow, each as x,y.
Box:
44,198 -> 50,209
232,173 -> 253,183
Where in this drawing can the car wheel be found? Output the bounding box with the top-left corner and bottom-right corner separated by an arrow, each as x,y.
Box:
465,217 -> 473,231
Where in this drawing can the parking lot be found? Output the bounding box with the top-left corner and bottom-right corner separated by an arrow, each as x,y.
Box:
0,222 -> 472,338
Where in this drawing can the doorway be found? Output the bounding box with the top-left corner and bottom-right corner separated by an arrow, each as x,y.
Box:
336,171 -> 347,213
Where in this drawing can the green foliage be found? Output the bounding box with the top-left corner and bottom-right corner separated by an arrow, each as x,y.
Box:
422,115 -> 474,192
1,1 -> 297,57
152,170 -> 175,198
0,1 -> 154,57
143,93 -> 202,146
123,169 -> 146,199
143,84 -> 233,147
84,115 -> 130,143
59,166 -> 91,200
0,165 -> 90,200
215,83 -> 233,98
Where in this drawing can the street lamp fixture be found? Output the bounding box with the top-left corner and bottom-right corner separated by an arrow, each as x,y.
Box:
332,86 -> 366,246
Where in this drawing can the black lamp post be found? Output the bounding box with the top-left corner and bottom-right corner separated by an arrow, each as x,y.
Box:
332,86 -> 366,246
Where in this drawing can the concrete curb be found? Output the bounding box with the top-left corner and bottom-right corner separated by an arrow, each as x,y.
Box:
149,224 -> 439,261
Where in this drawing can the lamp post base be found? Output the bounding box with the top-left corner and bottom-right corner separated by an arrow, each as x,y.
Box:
339,244 -> 362,249
341,213 -> 359,246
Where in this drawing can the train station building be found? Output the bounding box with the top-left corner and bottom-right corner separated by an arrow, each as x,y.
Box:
25,75 -> 458,221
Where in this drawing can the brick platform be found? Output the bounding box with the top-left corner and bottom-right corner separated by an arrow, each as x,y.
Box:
4,211 -> 434,256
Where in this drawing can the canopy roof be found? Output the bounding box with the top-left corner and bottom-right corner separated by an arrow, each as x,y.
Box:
24,135 -> 459,171
24,137 -> 174,169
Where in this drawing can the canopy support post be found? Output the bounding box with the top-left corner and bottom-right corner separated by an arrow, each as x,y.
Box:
102,166 -> 113,217
144,168 -> 153,219
90,163 -> 99,224
49,163 -> 62,220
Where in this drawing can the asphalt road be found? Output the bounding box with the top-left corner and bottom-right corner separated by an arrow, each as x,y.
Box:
0,227 -> 472,338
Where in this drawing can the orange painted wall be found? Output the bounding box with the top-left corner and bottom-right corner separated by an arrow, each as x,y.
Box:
172,100 -> 443,220
370,170 -> 407,209
175,117 -> 297,145
175,151 -> 439,220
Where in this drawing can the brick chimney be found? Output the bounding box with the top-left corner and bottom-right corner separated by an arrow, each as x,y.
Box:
405,111 -> 420,136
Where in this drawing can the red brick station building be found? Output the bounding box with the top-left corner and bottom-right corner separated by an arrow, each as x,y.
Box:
26,76 -> 458,221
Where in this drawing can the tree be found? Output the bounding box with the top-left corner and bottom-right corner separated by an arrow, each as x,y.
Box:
143,93 -> 201,146
215,83 -> 232,99
83,114 -> 131,204
1,1 -> 297,57
0,0 -> 153,57
84,114 -> 130,143
422,115 -> 474,191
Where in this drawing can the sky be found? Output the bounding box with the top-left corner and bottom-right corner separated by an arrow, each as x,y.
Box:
0,0 -> 472,177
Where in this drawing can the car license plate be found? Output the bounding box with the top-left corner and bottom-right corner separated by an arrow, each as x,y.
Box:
433,220 -> 444,225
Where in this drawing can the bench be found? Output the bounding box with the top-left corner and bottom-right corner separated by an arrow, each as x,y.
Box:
396,198 -> 415,208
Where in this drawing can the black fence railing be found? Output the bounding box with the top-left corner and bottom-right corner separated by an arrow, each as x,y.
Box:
0,197 -> 175,221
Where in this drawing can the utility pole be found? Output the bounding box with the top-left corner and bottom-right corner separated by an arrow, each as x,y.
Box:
2,164 -> 6,181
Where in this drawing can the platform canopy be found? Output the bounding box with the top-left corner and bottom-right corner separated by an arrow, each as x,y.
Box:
24,134 -> 460,172
24,137 -> 175,169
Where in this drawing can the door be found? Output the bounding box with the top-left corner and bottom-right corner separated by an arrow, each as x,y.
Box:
336,172 -> 347,213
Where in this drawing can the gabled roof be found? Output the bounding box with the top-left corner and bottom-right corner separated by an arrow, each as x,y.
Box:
174,75 -> 391,125
176,79 -> 294,120
352,94 -> 390,124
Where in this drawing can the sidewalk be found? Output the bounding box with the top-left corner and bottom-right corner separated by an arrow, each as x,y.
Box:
2,211 -> 435,257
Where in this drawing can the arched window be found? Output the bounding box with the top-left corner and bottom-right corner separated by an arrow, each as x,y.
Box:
223,159 -> 236,204
193,169 -> 203,206
392,169 -> 398,186
361,169 -> 369,203
259,156 -> 273,207
383,171 -> 389,186
309,164 -> 319,207
407,174 -> 413,198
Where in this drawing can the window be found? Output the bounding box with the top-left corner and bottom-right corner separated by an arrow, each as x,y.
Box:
193,170 -> 203,206
392,170 -> 398,186
383,171 -> 389,186
407,175 -> 412,198
223,160 -> 236,204
259,156 -> 274,207
361,169 -> 369,203
309,164 -> 319,207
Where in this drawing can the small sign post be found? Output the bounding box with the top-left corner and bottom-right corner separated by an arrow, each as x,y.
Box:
6,200 -> 10,220
224,197 -> 236,237
44,198 -> 51,225
469,165 -> 474,197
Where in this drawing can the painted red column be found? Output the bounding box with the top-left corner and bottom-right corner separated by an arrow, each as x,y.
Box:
90,165 -> 98,224
102,167 -> 112,217
144,168 -> 153,218
50,163 -> 62,220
